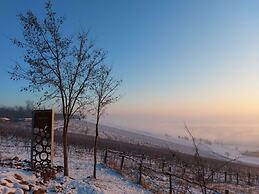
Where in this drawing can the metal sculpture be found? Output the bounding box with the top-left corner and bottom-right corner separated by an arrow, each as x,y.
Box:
31,110 -> 54,169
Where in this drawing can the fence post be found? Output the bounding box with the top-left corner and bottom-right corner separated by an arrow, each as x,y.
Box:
138,154 -> 144,184
181,167 -> 186,178
224,172 -> 227,183
120,154 -> 125,170
229,173 -> 232,183
169,166 -> 172,194
211,170 -> 214,182
248,172 -> 251,185
104,149 -> 108,165
236,173 -> 239,185
138,161 -> 142,184
162,160 -> 165,172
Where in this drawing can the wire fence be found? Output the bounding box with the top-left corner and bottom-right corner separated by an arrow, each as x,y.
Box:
103,149 -> 259,194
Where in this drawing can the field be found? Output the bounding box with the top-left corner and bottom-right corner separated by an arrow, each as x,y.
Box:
0,137 -> 151,193
1,119 -> 259,193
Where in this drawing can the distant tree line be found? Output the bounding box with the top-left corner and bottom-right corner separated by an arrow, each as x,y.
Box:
0,101 -> 79,120
0,101 -> 33,119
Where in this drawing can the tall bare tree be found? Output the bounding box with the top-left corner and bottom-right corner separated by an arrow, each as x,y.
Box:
9,1 -> 106,176
90,65 -> 121,178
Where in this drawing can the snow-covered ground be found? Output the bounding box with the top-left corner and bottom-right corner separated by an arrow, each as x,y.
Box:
2,120 -> 259,193
160,133 -> 259,167
0,140 -> 151,194
1,133 -> 259,193
60,119 -> 259,167
5,119 -> 259,167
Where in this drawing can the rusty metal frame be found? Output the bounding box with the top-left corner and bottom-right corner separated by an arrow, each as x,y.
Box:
31,109 -> 54,169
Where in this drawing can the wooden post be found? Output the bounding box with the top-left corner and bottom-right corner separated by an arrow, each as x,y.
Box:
211,170 -> 214,182
224,172 -> 227,183
169,166 -> 172,194
181,167 -> 186,178
104,149 -> 108,165
138,160 -> 143,184
248,172 -> 251,185
236,173 -> 239,185
120,154 -> 125,170
138,154 -> 144,184
162,160 -> 165,172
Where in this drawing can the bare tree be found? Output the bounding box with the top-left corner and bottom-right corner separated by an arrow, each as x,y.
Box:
9,1 -> 106,176
90,65 -> 121,178
184,124 -> 208,194
184,124 -> 238,194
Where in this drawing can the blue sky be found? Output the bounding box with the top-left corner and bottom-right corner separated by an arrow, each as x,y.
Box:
1,0 -> 259,143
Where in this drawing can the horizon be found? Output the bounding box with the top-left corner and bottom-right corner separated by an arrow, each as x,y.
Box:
1,0 -> 259,146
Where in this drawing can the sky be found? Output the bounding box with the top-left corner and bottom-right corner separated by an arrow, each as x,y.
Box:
1,0 -> 259,145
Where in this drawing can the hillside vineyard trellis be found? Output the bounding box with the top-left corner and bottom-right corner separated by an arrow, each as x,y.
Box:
103,149 -> 259,194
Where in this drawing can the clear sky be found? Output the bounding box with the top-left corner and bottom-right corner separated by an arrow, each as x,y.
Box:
1,0 -> 259,145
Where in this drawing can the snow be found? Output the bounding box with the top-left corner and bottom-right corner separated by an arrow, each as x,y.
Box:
0,167 -> 42,194
55,119 -> 259,166
51,145 -> 151,194
0,140 -> 151,194
9,119 -> 259,167
2,140 -> 256,194
47,165 -> 150,194
2,120 -> 259,193
157,132 -> 259,167
0,118 -> 10,121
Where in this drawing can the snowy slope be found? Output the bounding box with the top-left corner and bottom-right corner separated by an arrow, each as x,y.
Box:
3,119 -> 259,167
56,119 -> 259,166
0,141 -> 151,194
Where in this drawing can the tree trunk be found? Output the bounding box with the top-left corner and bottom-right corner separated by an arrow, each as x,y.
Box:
93,116 -> 99,178
63,119 -> 69,176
